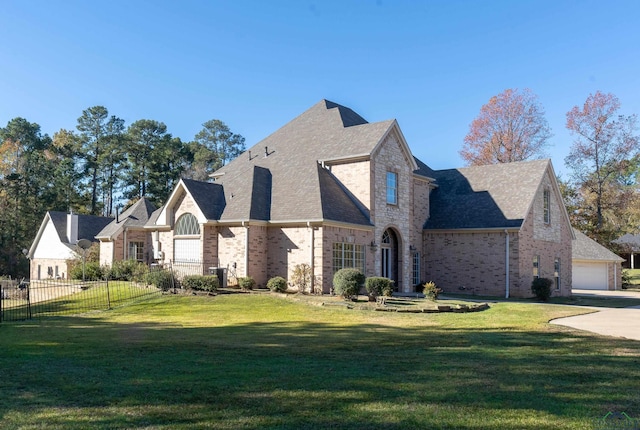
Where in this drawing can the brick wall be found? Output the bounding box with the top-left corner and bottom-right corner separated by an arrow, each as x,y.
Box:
371,130 -> 414,292
248,225 -> 268,287
518,169 -> 572,297
424,230 -> 518,297
30,258 -> 71,280
267,226 -> 312,282
202,225 -> 218,268
318,225 -> 374,293
218,226 -> 246,282
608,262 -> 623,290
330,161 -> 372,214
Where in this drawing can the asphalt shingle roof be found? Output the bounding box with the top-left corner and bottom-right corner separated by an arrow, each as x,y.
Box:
573,228 -> 624,262
612,233 -> 640,252
97,197 -> 156,239
425,159 -> 551,230
48,211 -> 113,244
205,99 -> 394,224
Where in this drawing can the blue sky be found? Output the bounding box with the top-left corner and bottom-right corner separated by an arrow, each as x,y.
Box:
1,0 -> 639,178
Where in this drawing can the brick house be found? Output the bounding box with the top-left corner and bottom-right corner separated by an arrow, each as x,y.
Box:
121,99 -> 573,297
424,160 -> 574,297
96,197 -> 158,266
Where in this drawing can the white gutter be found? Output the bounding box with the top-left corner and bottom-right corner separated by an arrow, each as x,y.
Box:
505,230 -> 510,299
242,221 -> 249,277
308,221 -> 315,293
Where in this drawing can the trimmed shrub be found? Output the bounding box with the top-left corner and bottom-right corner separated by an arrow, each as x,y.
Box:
531,277 -> 553,301
422,281 -> 442,300
70,262 -> 103,281
267,276 -> 287,293
365,277 -> 394,299
333,268 -> 365,300
145,269 -> 175,291
182,275 -> 219,292
238,276 -> 256,291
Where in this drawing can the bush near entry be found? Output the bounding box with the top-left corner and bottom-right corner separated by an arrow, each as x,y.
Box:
267,276 -> 287,293
333,269 -> 365,300
531,277 -> 553,301
238,276 -> 256,290
365,277 -> 394,299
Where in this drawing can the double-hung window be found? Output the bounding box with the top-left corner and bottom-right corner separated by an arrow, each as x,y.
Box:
128,241 -> 145,262
333,243 -> 365,274
554,258 -> 561,291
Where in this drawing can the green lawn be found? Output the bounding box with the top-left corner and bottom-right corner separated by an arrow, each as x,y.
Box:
0,293 -> 638,429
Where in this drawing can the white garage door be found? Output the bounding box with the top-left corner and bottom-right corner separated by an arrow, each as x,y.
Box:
572,262 -> 608,290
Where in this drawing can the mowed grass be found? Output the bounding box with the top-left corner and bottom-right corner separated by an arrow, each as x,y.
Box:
1,294 -> 639,429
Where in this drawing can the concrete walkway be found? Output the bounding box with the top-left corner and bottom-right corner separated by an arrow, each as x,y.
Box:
550,289 -> 640,341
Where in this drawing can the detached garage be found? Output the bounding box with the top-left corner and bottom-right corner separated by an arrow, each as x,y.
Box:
572,229 -> 624,290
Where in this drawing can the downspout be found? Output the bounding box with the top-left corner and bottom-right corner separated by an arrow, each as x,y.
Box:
242,221 -> 249,277
123,230 -> 128,260
505,230 -> 510,299
614,263 -> 617,291
308,221 -> 314,293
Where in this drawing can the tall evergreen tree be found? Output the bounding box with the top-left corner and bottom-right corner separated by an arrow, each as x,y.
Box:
0,118 -> 54,276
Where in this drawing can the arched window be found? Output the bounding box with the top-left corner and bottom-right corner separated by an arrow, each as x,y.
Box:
175,213 -> 200,236
174,213 -> 200,263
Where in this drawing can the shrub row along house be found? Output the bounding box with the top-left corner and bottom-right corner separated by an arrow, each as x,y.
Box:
30,100 -> 621,297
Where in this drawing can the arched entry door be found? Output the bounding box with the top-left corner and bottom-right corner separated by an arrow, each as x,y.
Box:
381,229 -> 399,291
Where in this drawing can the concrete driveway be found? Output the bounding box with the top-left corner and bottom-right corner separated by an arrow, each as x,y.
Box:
550,289 -> 640,341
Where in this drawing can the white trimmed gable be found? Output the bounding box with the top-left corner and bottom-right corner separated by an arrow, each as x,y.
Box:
32,216 -> 76,260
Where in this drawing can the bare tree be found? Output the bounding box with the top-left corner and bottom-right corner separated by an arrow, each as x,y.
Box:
565,91 -> 639,231
460,88 -> 552,166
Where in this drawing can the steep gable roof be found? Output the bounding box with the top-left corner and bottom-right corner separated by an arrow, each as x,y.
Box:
182,179 -> 226,220
29,211 -> 113,257
209,100 -> 400,225
97,197 -> 156,240
425,159 -> 553,230
573,228 -> 624,262
154,179 -> 224,226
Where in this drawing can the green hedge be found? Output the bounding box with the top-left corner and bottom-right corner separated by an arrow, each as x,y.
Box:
182,275 -> 219,292
105,259 -> 148,281
144,269 -> 175,291
267,276 -> 287,293
365,277 -> 394,298
238,276 -> 256,290
333,269 -> 365,300
69,262 -> 104,281
531,277 -> 553,301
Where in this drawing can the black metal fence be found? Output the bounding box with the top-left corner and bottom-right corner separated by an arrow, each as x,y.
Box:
0,275 -> 162,323
0,261 -> 233,322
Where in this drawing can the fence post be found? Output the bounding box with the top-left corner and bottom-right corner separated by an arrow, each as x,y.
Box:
106,277 -> 111,309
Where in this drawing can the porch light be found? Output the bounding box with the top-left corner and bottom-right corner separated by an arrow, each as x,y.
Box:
370,241 -> 378,251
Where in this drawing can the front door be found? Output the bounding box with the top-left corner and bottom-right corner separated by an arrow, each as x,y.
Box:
381,229 -> 399,291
